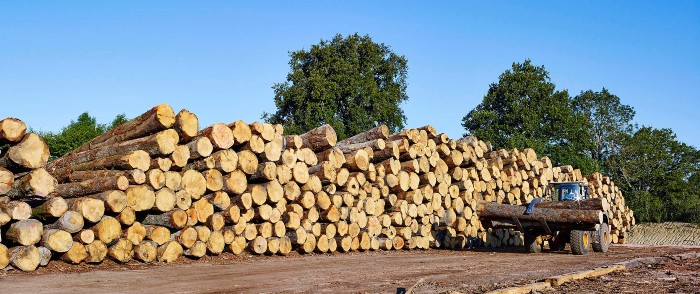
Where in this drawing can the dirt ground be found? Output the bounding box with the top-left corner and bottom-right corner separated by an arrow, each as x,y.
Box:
1,245 -> 699,294
628,222 -> 700,246
542,255 -> 700,294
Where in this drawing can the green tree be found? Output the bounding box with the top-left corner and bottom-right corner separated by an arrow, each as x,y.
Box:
462,59 -> 595,173
41,112 -> 128,159
606,127 -> 700,223
264,33 -> 409,139
573,88 -> 635,173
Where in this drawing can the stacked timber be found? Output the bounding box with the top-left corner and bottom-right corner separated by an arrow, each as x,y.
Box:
0,117 -> 57,271
0,103 -> 636,272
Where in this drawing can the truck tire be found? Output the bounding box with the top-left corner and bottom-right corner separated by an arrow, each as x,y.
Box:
525,233 -> 541,253
570,230 -> 590,255
592,223 -> 610,253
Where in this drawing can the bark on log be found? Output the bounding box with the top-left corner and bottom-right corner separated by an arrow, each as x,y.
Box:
476,201 -> 604,225
338,125 -> 389,146
142,210 -> 188,229
48,129 -> 177,172
70,103 -> 175,155
66,169 -> 146,185
186,137 -> 213,159
0,167 -> 13,195
50,150 -> 151,179
299,124 -> 337,152
0,200 -> 32,220
534,198 -> 610,212
46,211 -> 84,233
53,176 -> 129,198
32,197 -> 68,218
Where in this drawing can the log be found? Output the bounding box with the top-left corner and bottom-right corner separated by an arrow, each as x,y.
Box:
344,149 -> 370,171
202,169 -> 224,192
6,219 -> 43,245
67,169 -> 146,185
32,197 -> 68,218
0,133 -> 49,171
534,197 -> 610,211
146,226 -> 171,245
74,229 -> 95,244
0,200 -> 31,220
170,144 -> 191,168
38,246 -> 52,266
154,188 -> 177,212
229,120 -> 252,145
187,137 -> 213,159
118,207 -> 136,226
53,175 -> 129,198
249,235 -> 267,254
9,245 -> 40,271
0,117 -> 27,144
142,209 -> 188,229
125,222 -> 147,245
164,171 -> 182,190
108,238 -> 134,263
67,197 -> 105,223
197,123 -> 234,150
299,124 -> 337,152
92,216 -> 122,245
476,201 -> 604,226
89,190 -> 127,213
4,168 -> 57,199
0,167 -> 13,195
41,229 -> 73,253
46,211 -> 84,233
181,170 -> 206,199
184,240 -> 207,258
134,240 -> 158,263
237,150 -> 259,175
152,157 -> 172,171
85,240 -> 108,263
70,104 -> 175,155
338,125 -> 389,146
61,242 -> 87,264
50,150 -> 151,179
49,129 -> 178,172
175,109 -> 199,141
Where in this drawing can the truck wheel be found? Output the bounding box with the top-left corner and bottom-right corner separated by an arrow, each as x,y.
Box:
525,233 -> 541,253
570,230 -> 590,255
592,223 -> 610,253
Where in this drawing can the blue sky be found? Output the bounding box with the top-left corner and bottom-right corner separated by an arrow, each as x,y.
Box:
1,1 -> 698,147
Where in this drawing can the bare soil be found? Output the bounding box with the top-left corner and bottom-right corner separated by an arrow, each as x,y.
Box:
1,245 -> 699,293
628,222 -> 700,246
542,256 -> 700,294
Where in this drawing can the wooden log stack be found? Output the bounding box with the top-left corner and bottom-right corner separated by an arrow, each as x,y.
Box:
0,104 -> 636,271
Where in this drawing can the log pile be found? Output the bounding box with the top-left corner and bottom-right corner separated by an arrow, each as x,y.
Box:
0,118 -> 58,271
0,104 -> 635,271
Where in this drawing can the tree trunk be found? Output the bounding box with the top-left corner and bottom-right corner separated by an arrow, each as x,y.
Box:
66,169 -> 146,185
0,200 -> 32,220
195,123 -> 234,150
46,211 -> 84,233
41,229 -> 73,253
228,120 -> 252,146
338,125 -> 388,146
142,209 -> 188,229
32,197 -> 68,218
67,198 -> 105,223
476,201 -> 604,225
187,137 -> 213,159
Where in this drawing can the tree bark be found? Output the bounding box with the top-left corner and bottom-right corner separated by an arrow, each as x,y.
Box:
69,103 -> 175,155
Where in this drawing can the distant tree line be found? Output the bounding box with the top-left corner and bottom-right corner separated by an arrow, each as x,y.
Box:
37,34 -> 699,224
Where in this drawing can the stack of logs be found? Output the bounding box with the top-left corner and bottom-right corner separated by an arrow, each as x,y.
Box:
0,103 -> 635,271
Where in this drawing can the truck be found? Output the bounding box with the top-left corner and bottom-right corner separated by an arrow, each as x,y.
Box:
476,181 -> 611,255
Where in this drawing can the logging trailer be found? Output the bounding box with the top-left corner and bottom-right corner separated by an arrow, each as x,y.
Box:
477,181 -> 611,255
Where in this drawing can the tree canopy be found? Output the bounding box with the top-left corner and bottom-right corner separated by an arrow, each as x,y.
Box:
264,33 -> 409,139
606,127 -> 700,223
41,112 -> 127,159
462,59 -> 594,173
573,88 -> 635,173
